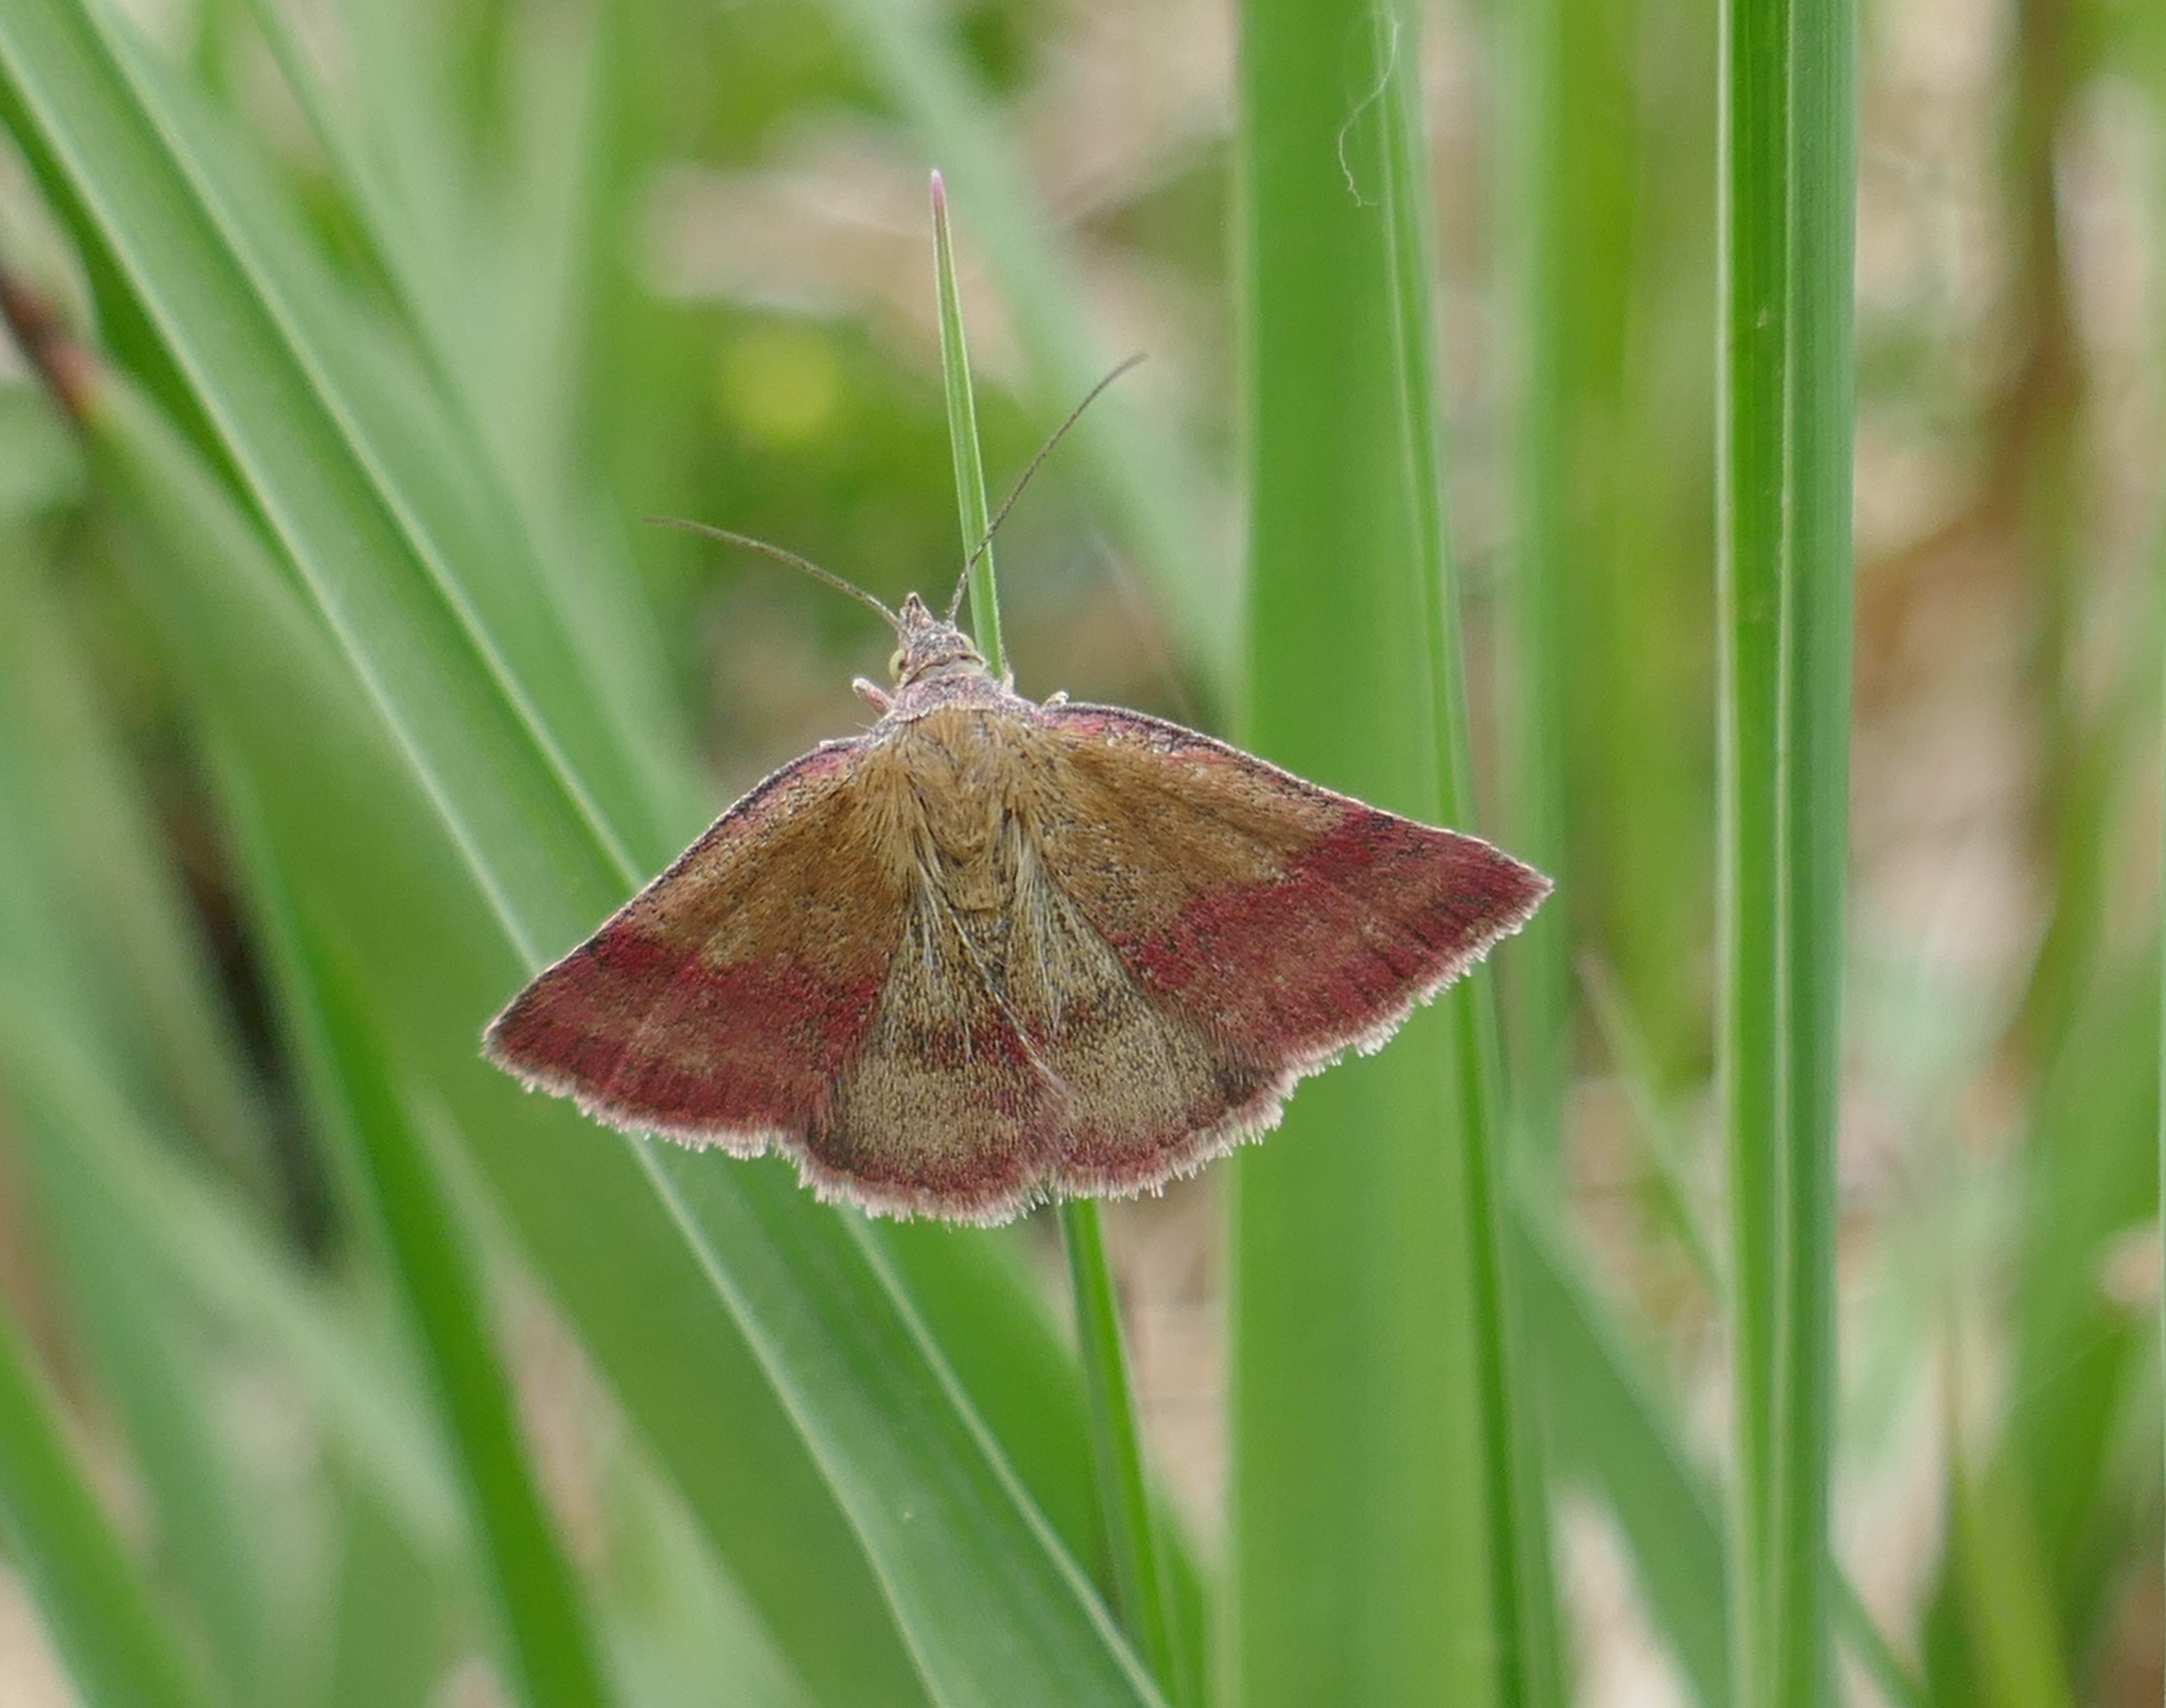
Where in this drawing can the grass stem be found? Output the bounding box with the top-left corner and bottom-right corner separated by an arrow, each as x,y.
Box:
1062,1199 -> 1187,1702
1371,5 -> 1564,1699
929,167 -> 1183,1702
1720,0 -> 1851,1697
1777,0 -> 1853,1695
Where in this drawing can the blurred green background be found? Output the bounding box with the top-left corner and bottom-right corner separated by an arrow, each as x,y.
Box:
0,0 -> 2161,1702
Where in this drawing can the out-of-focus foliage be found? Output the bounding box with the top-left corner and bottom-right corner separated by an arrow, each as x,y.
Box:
0,0 -> 2158,1702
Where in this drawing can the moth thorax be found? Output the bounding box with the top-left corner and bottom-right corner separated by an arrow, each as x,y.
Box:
917,782 -> 1003,863
913,779 -> 1015,913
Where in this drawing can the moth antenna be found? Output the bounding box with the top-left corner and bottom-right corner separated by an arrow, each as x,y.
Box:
648,517 -> 901,631
943,352 -> 1147,623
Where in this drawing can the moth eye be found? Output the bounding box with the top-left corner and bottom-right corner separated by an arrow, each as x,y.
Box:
888,647 -> 906,678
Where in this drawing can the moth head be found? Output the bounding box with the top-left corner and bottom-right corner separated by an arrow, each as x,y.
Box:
890,592 -> 986,687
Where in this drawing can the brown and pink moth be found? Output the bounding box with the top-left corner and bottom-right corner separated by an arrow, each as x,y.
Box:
484,591 -> 1549,1224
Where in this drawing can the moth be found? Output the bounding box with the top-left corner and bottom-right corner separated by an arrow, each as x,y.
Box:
484,584 -> 1550,1224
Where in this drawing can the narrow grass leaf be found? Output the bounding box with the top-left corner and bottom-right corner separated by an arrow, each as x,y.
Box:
1580,960 -> 1721,1293
321,1479 -> 445,1708
934,171 -> 1005,668
0,523 -> 274,1197
5,6 -> 1179,1698
82,371 -> 936,1707
932,166 -> 1186,1706
0,1287 -> 225,1708
59,285 -> 1158,1708
1056,1205 -> 1190,1706
1495,0 -> 1573,1170
876,1222 -> 1100,1560
1371,8 -> 1564,1699
592,1450 -> 820,1708
251,848 -> 616,1708
1717,0 -> 1792,1693
1776,0 -> 1853,1693
245,0 -> 703,848
814,0 -> 1231,694
1719,0 -> 1853,1693
1948,1457 -> 2077,1708
0,994 -> 459,1552
0,1101 -> 276,1705
1836,1582 -> 1928,1708
1995,959 -> 2156,1667
1518,1220 -> 1730,1706
879,1222 -> 1202,1708
1230,0 -> 1499,1699
0,563 -> 281,1707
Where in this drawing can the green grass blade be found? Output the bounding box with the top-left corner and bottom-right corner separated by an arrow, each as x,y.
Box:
646,1168 -> 1166,1706
0,994 -> 460,1553
814,0 -> 1232,694
1055,1204 -> 1187,1706
1518,1220 -> 1730,1705
0,517 -> 274,1200
0,50 -> 1161,1682
933,171 -> 1006,669
1230,0 -> 1530,1700
881,1215 -> 1213,1703
1777,0 -> 1853,1694
593,1445 -> 820,1708
80,368 -> 933,1706
0,1287 -> 225,1708
1837,1580 -> 1927,1708
1719,0 -> 1852,1695
1580,961 -> 1722,1292
0,553 -> 283,1707
0,1104 -> 276,1704
242,0 -> 703,849
1920,957 -> 2160,1691
1495,0 -> 1572,1174
1947,1455 -> 2076,1707
1717,0 -> 1794,1692
875,1222 -> 1094,1548
320,1479 -> 444,1708
88,354 -> 1159,1703
931,167 -> 1178,1704
251,859 -> 615,1708
1370,8 -> 1564,1700
1528,1210 -> 1909,1708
